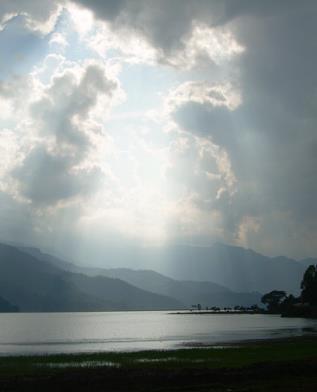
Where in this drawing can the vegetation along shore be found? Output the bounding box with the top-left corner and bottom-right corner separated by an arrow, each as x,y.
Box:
0,336 -> 317,391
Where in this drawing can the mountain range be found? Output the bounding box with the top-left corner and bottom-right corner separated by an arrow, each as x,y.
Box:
0,243 -> 182,312
87,243 -> 312,294
0,241 -> 314,312
19,245 -> 262,308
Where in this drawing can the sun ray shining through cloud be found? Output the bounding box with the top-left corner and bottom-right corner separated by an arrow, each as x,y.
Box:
0,0 -> 317,263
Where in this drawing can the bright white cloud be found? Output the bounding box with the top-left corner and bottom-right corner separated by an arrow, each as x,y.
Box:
0,55 -> 124,208
165,81 -> 242,113
162,22 -> 245,69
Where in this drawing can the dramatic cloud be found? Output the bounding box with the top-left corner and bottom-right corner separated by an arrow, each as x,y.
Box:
71,0 -> 244,68
0,0 -> 316,259
1,58 -> 122,207
12,146 -> 103,205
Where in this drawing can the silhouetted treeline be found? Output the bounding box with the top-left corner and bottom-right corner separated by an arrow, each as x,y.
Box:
261,265 -> 317,317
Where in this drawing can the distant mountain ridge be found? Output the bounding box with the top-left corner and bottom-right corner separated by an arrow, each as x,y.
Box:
1,241 -> 314,312
17,241 -> 316,295
121,243 -> 313,294
0,243 -> 182,312
86,268 -> 261,307
21,246 -> 262,307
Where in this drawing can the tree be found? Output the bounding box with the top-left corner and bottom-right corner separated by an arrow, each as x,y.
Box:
250,304 -> 261,312
261,290 -> 287,313
301,265 -> 317,306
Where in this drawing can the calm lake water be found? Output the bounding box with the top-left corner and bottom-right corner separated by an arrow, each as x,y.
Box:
0,311 -> 316,355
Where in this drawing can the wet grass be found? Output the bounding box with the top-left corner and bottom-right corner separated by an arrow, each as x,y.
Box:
0,336 -> 317,390
1,336 -> 317,372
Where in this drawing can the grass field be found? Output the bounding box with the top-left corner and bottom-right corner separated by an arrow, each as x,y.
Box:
0,336 -> 317,391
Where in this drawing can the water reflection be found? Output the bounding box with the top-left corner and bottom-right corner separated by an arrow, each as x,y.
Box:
0,312 -> 316,355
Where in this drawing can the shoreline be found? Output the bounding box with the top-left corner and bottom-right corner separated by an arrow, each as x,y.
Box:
169,310 -> 265,315
0,333 -> 315,358
0,332 -> 317,358
0,336 -> 317,391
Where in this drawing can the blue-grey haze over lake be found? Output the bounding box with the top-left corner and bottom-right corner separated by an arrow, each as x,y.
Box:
0,312 -> 316,356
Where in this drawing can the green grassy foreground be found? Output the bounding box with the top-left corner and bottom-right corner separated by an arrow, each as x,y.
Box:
1,336 -> 317,391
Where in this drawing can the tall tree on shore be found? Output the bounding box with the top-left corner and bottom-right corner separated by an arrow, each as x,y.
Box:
301,265 -> 317,306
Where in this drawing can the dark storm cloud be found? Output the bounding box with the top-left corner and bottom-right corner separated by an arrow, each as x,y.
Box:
74,0 -> 127,20
232,2 -> 317,223
72,1 -> 310,58
73,0 -> 223,57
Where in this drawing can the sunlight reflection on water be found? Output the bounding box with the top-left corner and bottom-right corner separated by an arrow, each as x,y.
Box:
0,312 -> 316,355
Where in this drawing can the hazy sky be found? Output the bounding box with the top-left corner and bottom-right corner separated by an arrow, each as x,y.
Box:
0,0 -> 316,261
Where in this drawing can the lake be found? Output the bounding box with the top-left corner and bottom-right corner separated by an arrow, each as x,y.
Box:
0,311 -> 316,355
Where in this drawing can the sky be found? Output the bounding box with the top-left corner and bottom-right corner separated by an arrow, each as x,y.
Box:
0,0 -> 316,263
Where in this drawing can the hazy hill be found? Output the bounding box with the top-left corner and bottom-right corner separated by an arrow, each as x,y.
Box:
22,247 -> 261,307
93,268 -> 261,307
19,241 -> 315,302
0,243 -> 182,311
30,242 -> 311,295
134,243 -> 311,294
